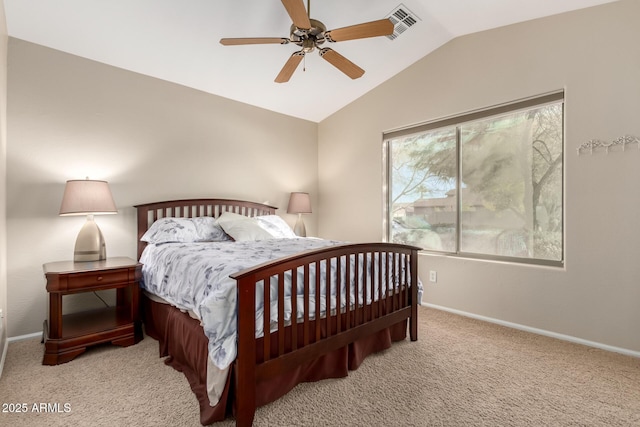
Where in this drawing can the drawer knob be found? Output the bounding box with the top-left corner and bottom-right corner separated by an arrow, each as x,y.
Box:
97,276 -> 103,281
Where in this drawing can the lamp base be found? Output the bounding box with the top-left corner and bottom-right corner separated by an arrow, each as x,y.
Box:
74,215 -> 107,262
293,214 -> 307,237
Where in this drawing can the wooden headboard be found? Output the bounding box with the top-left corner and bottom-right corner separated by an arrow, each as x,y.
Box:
134,198 -> 277,259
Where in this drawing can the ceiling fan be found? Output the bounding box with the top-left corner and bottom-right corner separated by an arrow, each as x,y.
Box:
220,0 -> 394,83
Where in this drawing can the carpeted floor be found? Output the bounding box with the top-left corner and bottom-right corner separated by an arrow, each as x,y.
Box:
1,306 -> 638,426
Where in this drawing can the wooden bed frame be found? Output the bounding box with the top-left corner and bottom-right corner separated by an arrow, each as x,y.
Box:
135,198 -> 419,426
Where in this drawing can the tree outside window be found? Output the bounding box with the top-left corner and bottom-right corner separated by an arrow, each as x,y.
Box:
385,93 -> 563,265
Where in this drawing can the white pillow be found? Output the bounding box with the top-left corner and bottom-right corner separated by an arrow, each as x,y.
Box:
141,217 -> 230,244
216,212 -> 274,242
255,215 -> 297,238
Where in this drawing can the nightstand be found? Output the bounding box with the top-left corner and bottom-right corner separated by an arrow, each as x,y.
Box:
42,257 -> 142,365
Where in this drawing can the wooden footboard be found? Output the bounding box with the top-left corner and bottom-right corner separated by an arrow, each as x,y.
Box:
231,243 -> 419,427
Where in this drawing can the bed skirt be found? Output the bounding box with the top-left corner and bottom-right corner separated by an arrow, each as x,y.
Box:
142,293 -> 408,425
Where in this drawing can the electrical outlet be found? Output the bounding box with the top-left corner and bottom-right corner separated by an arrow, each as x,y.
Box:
429,270 -> 437,283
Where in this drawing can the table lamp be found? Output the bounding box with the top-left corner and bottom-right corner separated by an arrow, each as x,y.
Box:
287,192 -> 311,237
59,179 -> 118,262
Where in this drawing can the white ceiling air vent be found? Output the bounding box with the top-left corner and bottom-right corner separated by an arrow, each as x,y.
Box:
386,4 -> 420,40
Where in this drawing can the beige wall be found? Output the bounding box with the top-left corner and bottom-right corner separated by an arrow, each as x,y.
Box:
319,0 -> 640,352
0,0 -> 8,358
5,1 -> 640,355
6,39 -> 318,337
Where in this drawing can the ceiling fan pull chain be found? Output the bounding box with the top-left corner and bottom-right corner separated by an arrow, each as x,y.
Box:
303,55 -> 306,72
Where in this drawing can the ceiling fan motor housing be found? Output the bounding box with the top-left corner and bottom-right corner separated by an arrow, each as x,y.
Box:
290,18 -> 327,52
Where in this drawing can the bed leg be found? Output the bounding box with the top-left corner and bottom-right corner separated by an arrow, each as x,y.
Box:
236,276 -> 257,427
235,349 -> 257,426
410,303 -> 418,341
236,406 -> 255,427
410,252 -> 418,341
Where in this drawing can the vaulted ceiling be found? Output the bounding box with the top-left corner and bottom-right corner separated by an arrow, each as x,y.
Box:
4,0 -> 618,122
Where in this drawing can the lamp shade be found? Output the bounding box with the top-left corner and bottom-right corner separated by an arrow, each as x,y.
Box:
287,192 -> 312,214
59,179 -> 117,216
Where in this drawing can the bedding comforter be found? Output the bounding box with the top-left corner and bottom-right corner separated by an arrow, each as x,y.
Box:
140,237 -> 343,371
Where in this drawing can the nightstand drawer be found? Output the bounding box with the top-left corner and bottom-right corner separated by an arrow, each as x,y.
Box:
67,269 -> 130,290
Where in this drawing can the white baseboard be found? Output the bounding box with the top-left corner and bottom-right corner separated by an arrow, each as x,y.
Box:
0,330 -> 7,380
424,303 -> 640,358
0,331 -> 44,378
8,331 -> 42,342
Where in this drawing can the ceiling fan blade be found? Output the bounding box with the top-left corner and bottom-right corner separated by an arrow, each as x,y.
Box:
319,48 -> 364,80
220,37 -> 290,46
281,0 -> 311,29
275,51 -> 305,83
325,19 -> 394,42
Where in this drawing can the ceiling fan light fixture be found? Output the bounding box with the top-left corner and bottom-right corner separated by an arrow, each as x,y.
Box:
301,38 -> 315,53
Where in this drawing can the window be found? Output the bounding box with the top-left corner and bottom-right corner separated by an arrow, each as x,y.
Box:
384,92 -> 564,266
